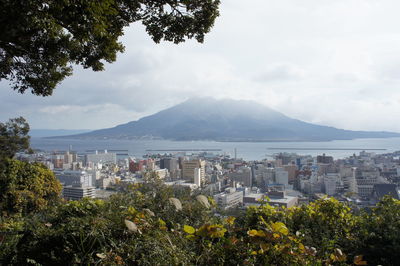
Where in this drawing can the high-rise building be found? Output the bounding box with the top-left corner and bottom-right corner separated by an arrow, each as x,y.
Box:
340,167 -> 358,194
52,154 -> 64,169
160,158 -> 179,172
64,151 -> 75,164
160,157 -> 179,179
227,167 -> 252,187
324,173 -> 339,196
283,164 -> 298,183
182,159 -> 205,182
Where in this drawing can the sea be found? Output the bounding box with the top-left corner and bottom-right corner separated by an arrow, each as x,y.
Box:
30,137 -> 400,161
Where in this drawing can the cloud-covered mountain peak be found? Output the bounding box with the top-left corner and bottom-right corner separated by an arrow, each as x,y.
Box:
62,98 -> 400,141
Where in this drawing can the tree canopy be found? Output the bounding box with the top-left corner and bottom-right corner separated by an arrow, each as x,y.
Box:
0,159 -> 62,215
0,117 -> 30,162
0,0 -> 220,96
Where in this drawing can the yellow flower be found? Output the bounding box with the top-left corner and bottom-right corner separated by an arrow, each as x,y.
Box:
183,225 -> 196,234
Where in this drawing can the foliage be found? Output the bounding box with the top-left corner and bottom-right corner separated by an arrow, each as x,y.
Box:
1,183 -> 400,265
357,196 -> 400,265
287,197 -> 360,258
0,117 -> 30,161
0,0 -> 220,96
0,159 -> 62,215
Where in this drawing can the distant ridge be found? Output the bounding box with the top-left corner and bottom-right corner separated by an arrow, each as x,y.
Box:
30,129 -> 91,138
54,98 -> 400,141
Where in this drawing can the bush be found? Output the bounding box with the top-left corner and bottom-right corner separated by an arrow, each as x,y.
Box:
1,183 -> 399,265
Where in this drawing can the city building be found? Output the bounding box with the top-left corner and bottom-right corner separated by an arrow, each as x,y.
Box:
355,168 -> 387,198
283,164 -> 298,183
160,157 -> 179,179
55,170 -> 93,187
275,167 -> 289,188
63,183 -> 95,200
182,159 -> 205,182
324,173 -> 339,196
85,150 -> 116,165
213,187 -> 243,209
372,184 -> 399,201
194,168 -> 202,187
52,154 -> 64,169
317,154 -> 334,164
227,166 -> 252,187
97,177 -> 112,189
267,191 -> 298,208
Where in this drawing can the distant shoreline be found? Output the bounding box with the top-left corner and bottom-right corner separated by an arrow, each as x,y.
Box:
267,148 -> 387,151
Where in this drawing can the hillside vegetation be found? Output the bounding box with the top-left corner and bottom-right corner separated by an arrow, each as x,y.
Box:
1,181 -> 400,265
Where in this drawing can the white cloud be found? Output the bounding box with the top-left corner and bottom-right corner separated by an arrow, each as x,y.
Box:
2,0 -> 400,132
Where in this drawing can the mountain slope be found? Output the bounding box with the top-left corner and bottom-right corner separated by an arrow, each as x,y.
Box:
58,98 -> 400,141
30,129 -> 91,138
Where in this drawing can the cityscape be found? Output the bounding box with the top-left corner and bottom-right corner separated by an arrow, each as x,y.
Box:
2,0 -> 400,264
17,147 -> 400,208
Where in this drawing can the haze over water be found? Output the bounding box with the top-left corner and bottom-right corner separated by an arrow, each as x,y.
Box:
31,137 -> 400,161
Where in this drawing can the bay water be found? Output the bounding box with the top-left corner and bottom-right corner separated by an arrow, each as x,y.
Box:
30,137 -> 400,161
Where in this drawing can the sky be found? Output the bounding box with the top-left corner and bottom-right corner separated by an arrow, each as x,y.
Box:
2,0 -> 400,131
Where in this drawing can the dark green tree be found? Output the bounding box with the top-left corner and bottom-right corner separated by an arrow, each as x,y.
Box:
357,196 -> 400,265
0,0 -> 220,96
0,117 -> 30,161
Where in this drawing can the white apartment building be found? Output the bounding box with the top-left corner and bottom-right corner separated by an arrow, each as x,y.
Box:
63,183 -> 95,200
55,170 -> 93,187
324,173 -> 339,196
214,187 -> 243,209
275,167 -> 289,188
